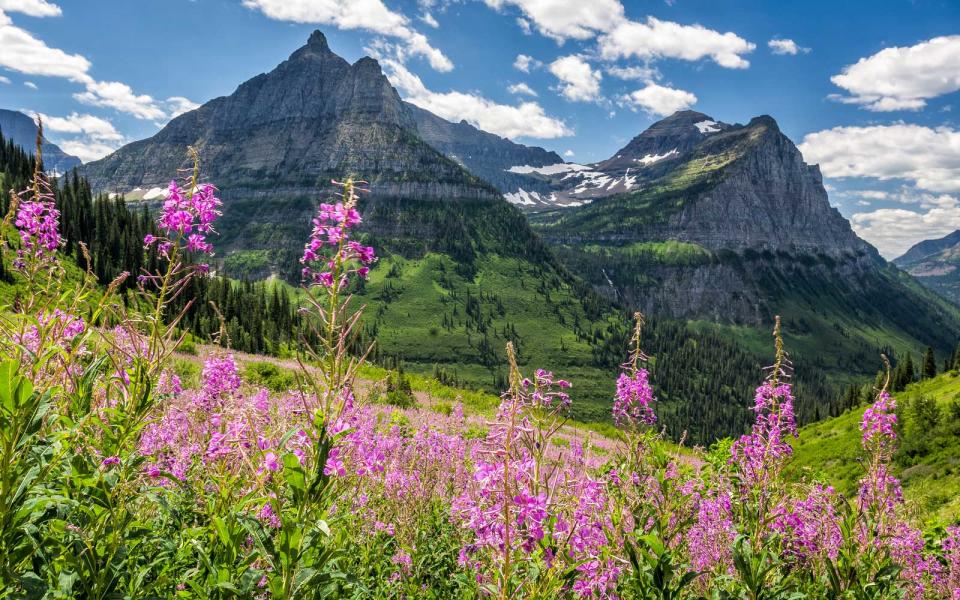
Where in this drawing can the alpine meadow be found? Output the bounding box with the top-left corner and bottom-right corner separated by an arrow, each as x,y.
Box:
1,1 -> 960,598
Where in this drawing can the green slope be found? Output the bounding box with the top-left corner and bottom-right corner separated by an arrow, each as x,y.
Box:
790,370 -> 960,524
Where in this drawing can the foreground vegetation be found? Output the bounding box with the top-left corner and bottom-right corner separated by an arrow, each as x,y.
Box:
2,136 -> 959,598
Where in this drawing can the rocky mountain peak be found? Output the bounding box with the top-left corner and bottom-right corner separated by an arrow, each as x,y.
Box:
597,110 -> 729,172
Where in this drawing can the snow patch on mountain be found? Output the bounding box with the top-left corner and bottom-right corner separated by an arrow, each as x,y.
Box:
506,163 -> 593,176
695,120 -> 721,133
635,149 -> 679,165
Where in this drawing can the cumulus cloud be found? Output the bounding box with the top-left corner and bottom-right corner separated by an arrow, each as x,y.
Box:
241,0 -> 452,72
382,58 -> 571,139
485,0 -> 753,70
507,82 -> 537,96
563,149 -> 574,157
618,83 -> 697,116
484,0 -> 624,41
830,35 -> 960,111
34,111 -> 127,163
0,0 -> 61,17
74,80 -> 168,120
599,17 -> 755,69
768,38 -> 809,55
23,80 -> 36,89
851,196 -> 960,258
606,64 -> 660,81
0,9 -> 91,81
799,124 -> 960,193
549,55 -> 602,102
513,53 -> 541,73
0,75 -> 9,84
37,111 -> 123,141
56,139 -> 121,163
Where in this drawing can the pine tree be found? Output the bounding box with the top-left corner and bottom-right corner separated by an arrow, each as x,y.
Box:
922,346 -> 937,380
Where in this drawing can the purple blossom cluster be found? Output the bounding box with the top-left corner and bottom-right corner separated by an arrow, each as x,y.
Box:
13,196 -> 63,270
730,381 -> 797,490
143,180 -> 221,257
612,369 -> 656,427
300,191 -> 376,288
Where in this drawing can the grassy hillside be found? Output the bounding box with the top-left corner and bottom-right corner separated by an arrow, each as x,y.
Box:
790,370 -> 960,524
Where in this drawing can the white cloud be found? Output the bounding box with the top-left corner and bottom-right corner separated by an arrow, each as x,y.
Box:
486,1 -> 754,71
549,55 -> 602,102
484,0 -> 624,41
23,80 -> 36,89
513,53 -> 540,73
166,96 -> 200,118
768,38 -> 809,55
799,124 -> 960,193
507,82 -> 537,96
37,112 -> 124,141
0,0 -> 61,17
56,138 -> 121,163
606,64 -> 660,81
419,11 -> 438,27
599,17 -> 755,69
0,9 -> 91,81
241,0 -> 452,71
34,111 -> 126,163
851,196 -> 960,258
830,35 -> 960,112
382,58 -> 571,139
618,83 -> 697,116
0,75 -> 9,84
74,80 -> 167,120
563,149 -> 574,157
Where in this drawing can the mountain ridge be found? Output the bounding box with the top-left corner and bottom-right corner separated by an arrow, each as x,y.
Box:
0,109 -> 82,174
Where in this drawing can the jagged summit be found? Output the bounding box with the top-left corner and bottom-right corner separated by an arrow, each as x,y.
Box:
306,29 -> 329,50
597,110 -> 729,172
80,29 -> 484,199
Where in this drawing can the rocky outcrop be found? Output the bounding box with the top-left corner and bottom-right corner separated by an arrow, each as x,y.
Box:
0,109 -> 81,173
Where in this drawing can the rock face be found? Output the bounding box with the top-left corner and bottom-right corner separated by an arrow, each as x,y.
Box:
533,112 -> 960,352
894,231 -> 960,305
0,109 -> 82,173
406,102 -> 563,198
82,31 -> 494,202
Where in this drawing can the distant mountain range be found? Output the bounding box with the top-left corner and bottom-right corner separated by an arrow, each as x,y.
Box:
71,29 -> 960,431
895,230 -> 960,305
0,109 -> 81,174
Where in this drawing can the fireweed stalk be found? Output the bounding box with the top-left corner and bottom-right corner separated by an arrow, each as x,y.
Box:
245,178 -> 377,599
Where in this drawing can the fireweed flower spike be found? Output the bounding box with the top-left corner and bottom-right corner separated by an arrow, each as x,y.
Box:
300,178 -> 377,289
612,312 -> 657,429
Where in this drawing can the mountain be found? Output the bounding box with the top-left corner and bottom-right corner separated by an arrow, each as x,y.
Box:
485,111 -> 737,209
894,230 -> 960,305
0,109 -> 81,173
77,30 -> 635,419
405,102 -> 565,204
531,111 -> 960,372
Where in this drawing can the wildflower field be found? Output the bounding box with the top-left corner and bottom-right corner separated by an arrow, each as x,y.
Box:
2,148 -> 959,600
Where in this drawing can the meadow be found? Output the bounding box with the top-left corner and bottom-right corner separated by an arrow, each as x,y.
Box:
1,154 -> 959,600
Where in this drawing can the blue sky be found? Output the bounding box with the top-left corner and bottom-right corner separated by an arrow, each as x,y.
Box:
0,0 -> 958,257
